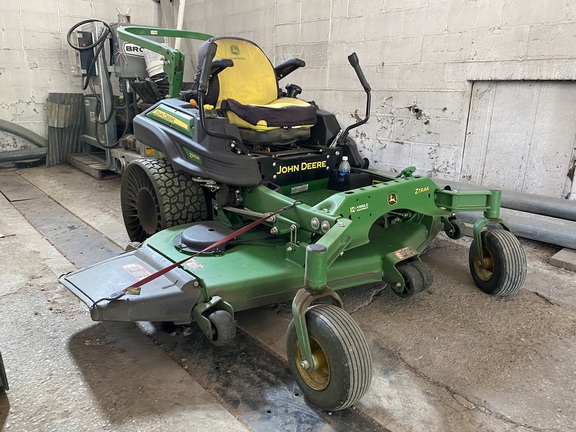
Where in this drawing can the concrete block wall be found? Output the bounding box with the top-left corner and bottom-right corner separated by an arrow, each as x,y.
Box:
2,0 -> 576,180
182,0 -> 576,180
0,0 -> 160,150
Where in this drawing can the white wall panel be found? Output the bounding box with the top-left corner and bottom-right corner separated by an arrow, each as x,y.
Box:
462,81 -> 576,197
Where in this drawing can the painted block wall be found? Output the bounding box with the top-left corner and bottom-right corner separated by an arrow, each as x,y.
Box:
2,0 -> 576,184
182,0 -> 576,182
0,0 -> 160,150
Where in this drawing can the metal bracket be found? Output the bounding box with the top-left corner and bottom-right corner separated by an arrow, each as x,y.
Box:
290,224 -> 298,244
291,287 -> 343,372
291,243 -> 344,371
472,217 -> 510,267
396,166 -> 416,178
192,296 -> 233,339
441,216 -> 458,237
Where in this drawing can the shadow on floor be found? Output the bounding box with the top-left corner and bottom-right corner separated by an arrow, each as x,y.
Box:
143,321 -> 386,432
0,391 -> 10,428
67,322 -> 223,426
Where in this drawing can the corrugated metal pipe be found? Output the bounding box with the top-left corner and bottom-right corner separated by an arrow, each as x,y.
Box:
0,119 -> 47,162
436,179 -> 576,249
457,209 -> 576,250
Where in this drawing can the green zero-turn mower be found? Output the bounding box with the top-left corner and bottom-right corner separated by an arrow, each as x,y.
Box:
60,27 -> 527,411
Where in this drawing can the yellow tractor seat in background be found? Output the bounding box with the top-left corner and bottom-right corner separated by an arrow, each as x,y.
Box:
197,37 -> 317,143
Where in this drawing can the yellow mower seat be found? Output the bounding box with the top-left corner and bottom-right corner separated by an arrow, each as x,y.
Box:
198,37 -> 316,141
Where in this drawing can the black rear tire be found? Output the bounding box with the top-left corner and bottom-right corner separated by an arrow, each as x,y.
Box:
469,229 -> 527,297
286,305 -> 372,411
121,158 -> 208,242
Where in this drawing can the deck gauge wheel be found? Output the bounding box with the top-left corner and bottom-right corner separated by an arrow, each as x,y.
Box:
396,260 -> 433,298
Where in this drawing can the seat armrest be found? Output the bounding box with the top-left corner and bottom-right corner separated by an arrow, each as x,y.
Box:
275,58 -> 305,80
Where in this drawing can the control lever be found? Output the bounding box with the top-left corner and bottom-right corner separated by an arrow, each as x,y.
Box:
285,83 -> 302,98
347,52 -> 371,93
198,42 -> 217,95
335,52 -> 372,147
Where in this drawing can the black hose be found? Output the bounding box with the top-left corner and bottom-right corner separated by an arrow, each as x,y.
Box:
0,119 -> 47,148
66,19 -> 112,50
0,120 -> 47,163
67,19 -> 114,90
0,147 -> 46,163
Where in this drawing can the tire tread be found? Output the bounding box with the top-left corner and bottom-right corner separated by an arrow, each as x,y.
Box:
469,229 -> 527,297
121,158 -> 208,241
306,305 -> 372,410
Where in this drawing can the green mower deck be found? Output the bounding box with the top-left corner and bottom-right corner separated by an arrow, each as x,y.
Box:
60,169 -> 523,335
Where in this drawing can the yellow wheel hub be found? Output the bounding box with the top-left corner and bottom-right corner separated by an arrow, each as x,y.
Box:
295,337 -> 330,391
474,246 -> 494,282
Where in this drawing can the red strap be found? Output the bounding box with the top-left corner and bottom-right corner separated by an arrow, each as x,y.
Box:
121,203 -> 295,294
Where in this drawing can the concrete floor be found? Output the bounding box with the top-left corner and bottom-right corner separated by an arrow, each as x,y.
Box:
1,164 -> 575,432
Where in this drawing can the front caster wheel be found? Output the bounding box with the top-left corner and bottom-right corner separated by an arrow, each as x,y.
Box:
207,310 -> 236,347
445,217 -> 465,240
286,304 -> 372,411
469,229 -> 527,297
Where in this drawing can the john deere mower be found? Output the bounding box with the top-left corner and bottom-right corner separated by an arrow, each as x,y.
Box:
60,27 -> 527,411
